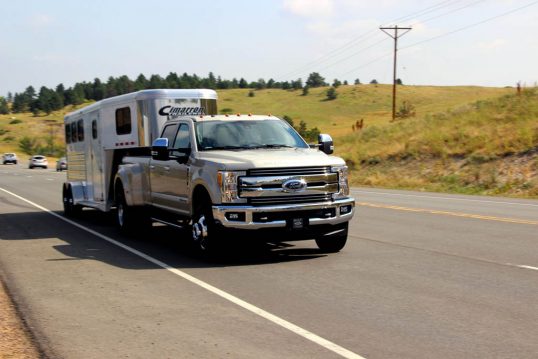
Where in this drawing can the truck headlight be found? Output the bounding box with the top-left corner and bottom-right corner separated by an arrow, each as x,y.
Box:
217,171 -> 245,203
331,165 -> 349,198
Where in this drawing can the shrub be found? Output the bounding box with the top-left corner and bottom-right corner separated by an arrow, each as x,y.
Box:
326,87 -> 338,101
9,119 -> 22,125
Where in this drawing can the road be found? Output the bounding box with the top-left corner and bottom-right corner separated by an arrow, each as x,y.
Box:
0,163 -> 537,358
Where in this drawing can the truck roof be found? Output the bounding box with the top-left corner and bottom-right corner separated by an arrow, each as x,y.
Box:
65,89 -> 218,118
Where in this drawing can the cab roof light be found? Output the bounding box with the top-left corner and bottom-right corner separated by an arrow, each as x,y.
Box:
236,113 -> 241,116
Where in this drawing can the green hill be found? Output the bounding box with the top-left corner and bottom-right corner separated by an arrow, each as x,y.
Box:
2,84 -> 536,197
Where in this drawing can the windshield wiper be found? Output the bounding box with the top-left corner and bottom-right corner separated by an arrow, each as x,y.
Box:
203,145 -> 256,151
251,144 -> 295,149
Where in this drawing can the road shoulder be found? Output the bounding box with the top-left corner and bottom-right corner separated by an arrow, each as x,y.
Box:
0,277 -> 40,359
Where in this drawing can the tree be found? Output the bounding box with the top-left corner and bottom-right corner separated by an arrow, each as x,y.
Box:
38,86 -> 53,114
18,136 -> 38,155
238,78 -> 248,89
326,87 -> 338,100
291,78 -> 303,90
370,79 -> 378,84
0,97 -> 9,114
332,79 -> 342,88
396,78 -> 403,85
306,72 -> 326,87
283,115 -> 294,128
7,92 -> 13,103
354,78 -> 361,85
134,74 -> 149,90
302,86 -> 310,96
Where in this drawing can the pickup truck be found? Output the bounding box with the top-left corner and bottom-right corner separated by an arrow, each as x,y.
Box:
114,114 -> 355,253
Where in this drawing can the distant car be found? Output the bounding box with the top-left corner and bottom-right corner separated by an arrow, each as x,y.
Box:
56,157 -> 67,171
29,155 -> 48,169
2,153 -> 18,165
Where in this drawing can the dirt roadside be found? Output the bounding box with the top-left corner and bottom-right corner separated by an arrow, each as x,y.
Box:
0,279 -> 40,359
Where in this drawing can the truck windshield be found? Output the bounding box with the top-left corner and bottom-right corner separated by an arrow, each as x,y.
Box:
195,119 -> 309,151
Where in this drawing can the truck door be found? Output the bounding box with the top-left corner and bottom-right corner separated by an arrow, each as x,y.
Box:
163,123 -> 191,214
150,123 -> 191,215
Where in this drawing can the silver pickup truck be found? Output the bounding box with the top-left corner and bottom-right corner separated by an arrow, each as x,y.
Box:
115,114 -> 355,253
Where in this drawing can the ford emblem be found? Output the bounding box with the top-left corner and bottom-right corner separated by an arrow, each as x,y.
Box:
282,179 -> 307,193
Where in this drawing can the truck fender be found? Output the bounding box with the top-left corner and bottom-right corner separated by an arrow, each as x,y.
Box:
115,163 -> 147,207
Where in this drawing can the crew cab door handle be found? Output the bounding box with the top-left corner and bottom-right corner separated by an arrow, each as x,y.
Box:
164,166 -> 171,171
150,165 -> 155,170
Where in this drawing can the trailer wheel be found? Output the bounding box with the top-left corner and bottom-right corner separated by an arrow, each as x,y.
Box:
191,197 -> 218,253
315,223 -> 348,253
116,184 -> 150,235
63,185 -> 81,217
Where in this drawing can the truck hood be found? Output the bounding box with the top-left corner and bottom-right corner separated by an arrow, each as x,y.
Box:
196,147 -> 345,170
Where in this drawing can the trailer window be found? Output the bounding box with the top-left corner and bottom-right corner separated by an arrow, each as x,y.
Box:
65,123 -> 71,144
77,119 -> 84,141
116,107 -> 132,135
92,120 -> 98,139
71,122 -> 77,142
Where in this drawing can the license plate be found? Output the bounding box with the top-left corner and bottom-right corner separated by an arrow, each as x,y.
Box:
292,218 -> 304,229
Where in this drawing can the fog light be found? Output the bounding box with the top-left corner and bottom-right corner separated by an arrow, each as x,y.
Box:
225,212 -> 245,222
340,205 -> 352,215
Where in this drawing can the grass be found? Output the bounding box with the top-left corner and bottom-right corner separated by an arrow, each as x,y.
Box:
2,84 -> 536,198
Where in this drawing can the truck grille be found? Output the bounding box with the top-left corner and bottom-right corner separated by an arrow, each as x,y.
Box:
240,166 -> 338,206
248,194 -> 332,206
247,166 -> 331,176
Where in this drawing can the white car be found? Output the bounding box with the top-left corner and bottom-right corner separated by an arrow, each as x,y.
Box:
2,153 -> 18,165
29,155 -> 48,169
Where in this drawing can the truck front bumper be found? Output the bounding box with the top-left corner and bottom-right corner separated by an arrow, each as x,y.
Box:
212,197 -> 354,230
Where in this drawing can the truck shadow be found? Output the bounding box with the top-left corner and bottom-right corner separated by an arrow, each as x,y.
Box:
0,210 -> 327,270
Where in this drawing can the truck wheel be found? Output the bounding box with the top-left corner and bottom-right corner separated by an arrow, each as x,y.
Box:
192,198 -> 217,253
315,223 -> 348,253
63,185 -> 81,217
116,185 -> 150,235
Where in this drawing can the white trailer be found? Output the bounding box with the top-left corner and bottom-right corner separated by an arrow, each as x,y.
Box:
62,89 -> 217,213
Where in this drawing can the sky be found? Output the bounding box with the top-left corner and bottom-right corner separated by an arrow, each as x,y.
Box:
1,0 -> 537,95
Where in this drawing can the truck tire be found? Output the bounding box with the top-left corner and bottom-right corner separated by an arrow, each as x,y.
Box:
315,223 -> 348,253
116,184 -> 150,235
191,197 -> 218,253
63,185 -> 81,217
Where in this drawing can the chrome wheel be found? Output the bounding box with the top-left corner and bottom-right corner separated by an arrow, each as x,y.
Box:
117,202 -> 125,228
192,215 -> 209,250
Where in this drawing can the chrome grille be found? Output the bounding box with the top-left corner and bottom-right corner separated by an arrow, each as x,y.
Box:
240,166 -> 339,205
248,194 -> 332,206
247,166 -> 331,176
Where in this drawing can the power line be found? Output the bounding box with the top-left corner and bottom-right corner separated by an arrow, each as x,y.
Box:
277,0 -> 465,80
339,0 -> 538,79
401,0 -> 538,51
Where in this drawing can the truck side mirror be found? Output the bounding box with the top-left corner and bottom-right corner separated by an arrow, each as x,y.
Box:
151,138 -> 170,161
318,134 -> 334,155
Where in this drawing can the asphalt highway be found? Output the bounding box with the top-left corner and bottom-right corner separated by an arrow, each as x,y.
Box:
0,163 -> 537,358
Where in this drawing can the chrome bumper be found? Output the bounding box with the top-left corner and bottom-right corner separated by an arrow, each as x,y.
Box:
212,197 -> 354,230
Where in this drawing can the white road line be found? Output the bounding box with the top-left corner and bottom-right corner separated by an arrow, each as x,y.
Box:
515,265 -> 538,271
0,187 -> 365,359
352,189 -> 538,208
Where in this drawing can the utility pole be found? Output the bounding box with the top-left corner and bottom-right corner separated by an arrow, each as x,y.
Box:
380,25 -> 411,121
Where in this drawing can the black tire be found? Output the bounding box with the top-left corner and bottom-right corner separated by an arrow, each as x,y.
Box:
63,185 -> 82,217
116,184 -> 151,235
315,223 -> 348,253
191,196 -> 219,253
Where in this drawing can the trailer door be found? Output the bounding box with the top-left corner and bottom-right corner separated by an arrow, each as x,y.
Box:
90,113 -> 104,202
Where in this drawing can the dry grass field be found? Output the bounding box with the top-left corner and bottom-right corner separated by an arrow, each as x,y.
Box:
2,84 -> 536,197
